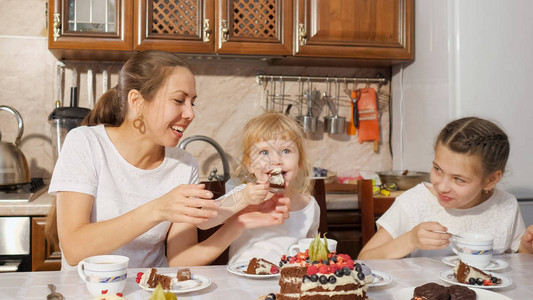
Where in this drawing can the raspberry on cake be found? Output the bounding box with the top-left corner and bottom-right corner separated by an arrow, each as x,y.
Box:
453,260 -> 502,286
246,257 -> 280,275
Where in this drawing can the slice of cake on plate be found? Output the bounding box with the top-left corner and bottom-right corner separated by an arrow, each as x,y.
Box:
246,257 -> 280,275
411,282 -> 476,300
453,260 -> 502,286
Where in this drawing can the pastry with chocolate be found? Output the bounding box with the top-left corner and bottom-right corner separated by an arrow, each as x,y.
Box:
411,282 -> 449,300
269,168 -> 285,192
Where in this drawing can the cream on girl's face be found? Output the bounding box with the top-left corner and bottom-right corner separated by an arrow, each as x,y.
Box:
430,143 -> 488,209
143,67 -> 197,147
247,138 -> 300,185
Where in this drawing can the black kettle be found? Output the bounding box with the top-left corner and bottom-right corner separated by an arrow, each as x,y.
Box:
0,105 -> 30,186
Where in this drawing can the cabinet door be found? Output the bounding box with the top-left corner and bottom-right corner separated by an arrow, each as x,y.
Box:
216,0 -> 292,55
48,0 -> 133,51
294,0 -> 413,61
134,0 -> 215,52
31,217 -> 61,271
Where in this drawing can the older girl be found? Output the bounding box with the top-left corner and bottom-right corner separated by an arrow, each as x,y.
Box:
358,117 -> 527,259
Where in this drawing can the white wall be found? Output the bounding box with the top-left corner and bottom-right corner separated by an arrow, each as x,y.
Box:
392,0 -> 533,198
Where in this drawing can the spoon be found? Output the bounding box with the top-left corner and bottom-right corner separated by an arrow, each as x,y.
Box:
432,230 -> 462,238
46,284 -> 64,300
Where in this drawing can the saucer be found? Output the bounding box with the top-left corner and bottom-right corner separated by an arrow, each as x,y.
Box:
442,256 -> 508,270
438,269 -> 512,289
369,270 -> 392,287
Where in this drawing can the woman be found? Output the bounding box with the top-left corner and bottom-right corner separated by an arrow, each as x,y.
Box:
48,50 -> 289,270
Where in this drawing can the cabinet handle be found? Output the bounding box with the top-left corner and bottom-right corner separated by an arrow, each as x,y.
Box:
298,23 -> 307,46
203,19 -> 211,42
221,19 -> 229,43
53,12 -> 61,41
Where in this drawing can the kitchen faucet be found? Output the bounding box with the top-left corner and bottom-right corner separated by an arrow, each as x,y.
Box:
178,135 -> 230,182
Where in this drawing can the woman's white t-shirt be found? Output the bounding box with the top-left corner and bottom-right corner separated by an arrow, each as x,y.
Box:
227,184 -> 321,265
49,125 -> 199,270
377,183 -> 526,257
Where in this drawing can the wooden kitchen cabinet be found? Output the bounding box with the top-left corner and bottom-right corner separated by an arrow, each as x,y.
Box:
31,217 -> 61,271
294,0 -> 414,61
48,0 -> 413,64
135,0 -> 292,56
48,0 -> 134,60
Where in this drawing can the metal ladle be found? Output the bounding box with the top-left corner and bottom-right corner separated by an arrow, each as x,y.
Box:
47,284 -> 64,300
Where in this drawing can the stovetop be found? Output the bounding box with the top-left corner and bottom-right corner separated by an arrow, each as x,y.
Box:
0,178 -> 46,202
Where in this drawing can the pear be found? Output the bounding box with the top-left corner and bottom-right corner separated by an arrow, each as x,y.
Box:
309,234 -> 330,262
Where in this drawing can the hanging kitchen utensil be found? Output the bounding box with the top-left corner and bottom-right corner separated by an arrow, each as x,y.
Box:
323,80 -> 346,134
54,62 -> 64,108
347,90 -> 361,135
356,87 -> 380,152
87,67 -> 94,109
0,105 -> 30,186
48,67 -> 91,162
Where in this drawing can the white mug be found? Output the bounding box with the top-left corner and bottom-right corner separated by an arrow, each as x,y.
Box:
288,238 -> 337,256
77,255 -> 129,297
452,232 -> 493,268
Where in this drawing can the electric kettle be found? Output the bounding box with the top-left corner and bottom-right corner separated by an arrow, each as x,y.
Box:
0,105 -> 30,186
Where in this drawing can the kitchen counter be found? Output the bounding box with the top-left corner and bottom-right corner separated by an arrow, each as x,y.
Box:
0,189 -> 54,216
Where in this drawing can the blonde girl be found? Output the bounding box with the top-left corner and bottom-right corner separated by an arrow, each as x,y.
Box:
219,111 -> 320,264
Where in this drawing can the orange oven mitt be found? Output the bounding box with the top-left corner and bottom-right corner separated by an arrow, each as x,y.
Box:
357,88 -> 380,150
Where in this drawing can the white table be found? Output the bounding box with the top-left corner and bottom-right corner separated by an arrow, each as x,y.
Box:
1,253 -> 531,299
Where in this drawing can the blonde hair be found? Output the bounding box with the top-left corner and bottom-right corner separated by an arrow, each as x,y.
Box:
235,111 -> 312,194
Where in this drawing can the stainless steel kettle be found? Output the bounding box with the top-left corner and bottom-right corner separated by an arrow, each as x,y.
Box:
0,105 -> 30,186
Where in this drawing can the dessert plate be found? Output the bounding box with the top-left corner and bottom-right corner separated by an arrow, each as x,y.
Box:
442,255 -> 509,270
438,269 -> 512,289
369,270 -> 392,287
227,262 -> 280,279
394,286 -> 512,300
138,274 -> 211,294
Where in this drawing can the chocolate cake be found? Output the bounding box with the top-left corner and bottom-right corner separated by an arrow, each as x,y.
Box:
246,257 -> 279,275
448,285 -> 477,300
453,260 -> 501,286
411,282 -> 450,300
177,268 -> 191,281
411,282 -> 476,300
275,236 -> 369,300
145,268 -> 171,290
269,168 -> 285,190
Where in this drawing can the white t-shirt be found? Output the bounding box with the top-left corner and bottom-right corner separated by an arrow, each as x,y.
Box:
49,125 -> 199,270
227,184 -> 321,265
377,183 -> 526,257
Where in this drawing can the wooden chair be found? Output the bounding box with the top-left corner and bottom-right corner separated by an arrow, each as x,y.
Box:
358,179 -> 396,246
311,178 -> 328,235
197,181 -> 229,265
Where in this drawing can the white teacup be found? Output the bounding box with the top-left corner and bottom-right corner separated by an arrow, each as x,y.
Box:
77,255 -> 129,297
452,232 -> 493,268
288,238 -> 337,256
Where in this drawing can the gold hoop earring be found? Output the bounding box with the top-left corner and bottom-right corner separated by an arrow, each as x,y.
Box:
133,113 -> 146,134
